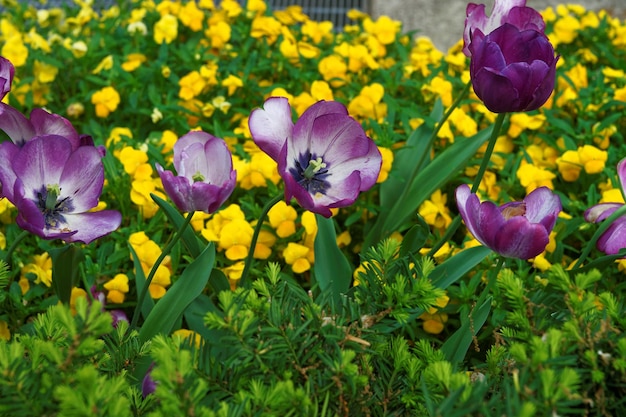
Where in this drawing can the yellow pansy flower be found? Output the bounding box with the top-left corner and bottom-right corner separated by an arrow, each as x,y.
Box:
154,13 -> 178,44
91,86 -> 121,118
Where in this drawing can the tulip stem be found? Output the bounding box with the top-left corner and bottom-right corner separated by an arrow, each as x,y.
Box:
471,112 -> 507,193
476,256 -> 504,309
239,193 -> 284,287
573,204 -> 626,269
413,80 -> 472,176
427,112 -> 507,257
130,211 -> 195,329
3,230 -> 30,267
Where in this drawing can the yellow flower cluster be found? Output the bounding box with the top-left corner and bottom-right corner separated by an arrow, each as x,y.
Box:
129,231 -> 171,299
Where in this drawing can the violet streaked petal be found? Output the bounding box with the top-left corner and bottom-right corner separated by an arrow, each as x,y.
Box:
584,203 -> 622,223
325,140 -> 382,192
494,217 -> 549,259
522,186 -> 561,230
202,136 -> 235,184
463,0 -> 528,55
293,100 -> 348,153
58,145 -> 105,212
0,103 -> 35,146
0,56 -> 14,99
305,114 -> 370,162
0,141 -> 19,200
456,184 -> 491,246
596,217 -> 626,255
30,108 -> 80,149
13,135 -> 73,194
283,172 -> 334,218
249,97 -> 294,162
176,141 -> 207,178
157,164 -> 194,213
57,211 -> 122,244
475,199 -> 507,248
617,158 -> 626,191
173,131 -> 213,169
190,178 -> 233,213
13,179 -> 47,234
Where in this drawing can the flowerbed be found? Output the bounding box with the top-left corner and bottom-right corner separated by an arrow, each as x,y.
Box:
0,0 -> 625,415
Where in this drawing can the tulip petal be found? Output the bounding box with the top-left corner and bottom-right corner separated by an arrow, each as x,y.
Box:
249,97 -> 294,162
59,145 -> 105,212
30,108 -> 80,149
56,210 -> 123,244
523,186 -> 561,231
0,103 -> 35,146
494,217 -> 549,259
12,135 -> 73,196
596,217 -> 626,255
0,141 -> 19,199
584,203 -> 621,223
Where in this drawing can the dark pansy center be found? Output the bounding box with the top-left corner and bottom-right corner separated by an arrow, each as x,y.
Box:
289,152 -> 331,195
36,184 -> 74,229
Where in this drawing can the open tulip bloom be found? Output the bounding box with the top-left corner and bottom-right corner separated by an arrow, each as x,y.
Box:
0,135 -> 121,244
456,184 -> 561,259
584,158 -> 626,255
156,130 -> 237,214
249,97 -> 382,218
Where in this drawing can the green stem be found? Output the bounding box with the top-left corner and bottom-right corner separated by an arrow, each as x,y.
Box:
3,230 -> 29,267
239,193 -> 284,287
396,81 -> 472,215
130,211 -> 195,329
413,80 -> 472,179
476,256 -> 504,308
471,112 -> 507,193
573,204 -> 626,269
428,112 -> 507,256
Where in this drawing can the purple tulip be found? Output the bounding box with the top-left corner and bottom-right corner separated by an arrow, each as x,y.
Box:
585,158 -> 626,255
456,184 -> 561,259
0,56 -> 14,100
0,135 -> 122,243
156,131 -> 236,214
249,97 -> 382,218
141,364 -> 157,398
463,0 -> 546,56
468,23 -> 558,113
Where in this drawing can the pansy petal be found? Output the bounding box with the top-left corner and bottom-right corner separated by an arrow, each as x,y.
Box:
249,97 -> 294,161
12,135 -> 73,195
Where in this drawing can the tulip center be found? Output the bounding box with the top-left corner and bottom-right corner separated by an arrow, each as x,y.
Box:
501,203 -> 526,220
290,152 -> 331,195
36,184 -> 74,229
192,171 -> 205,182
